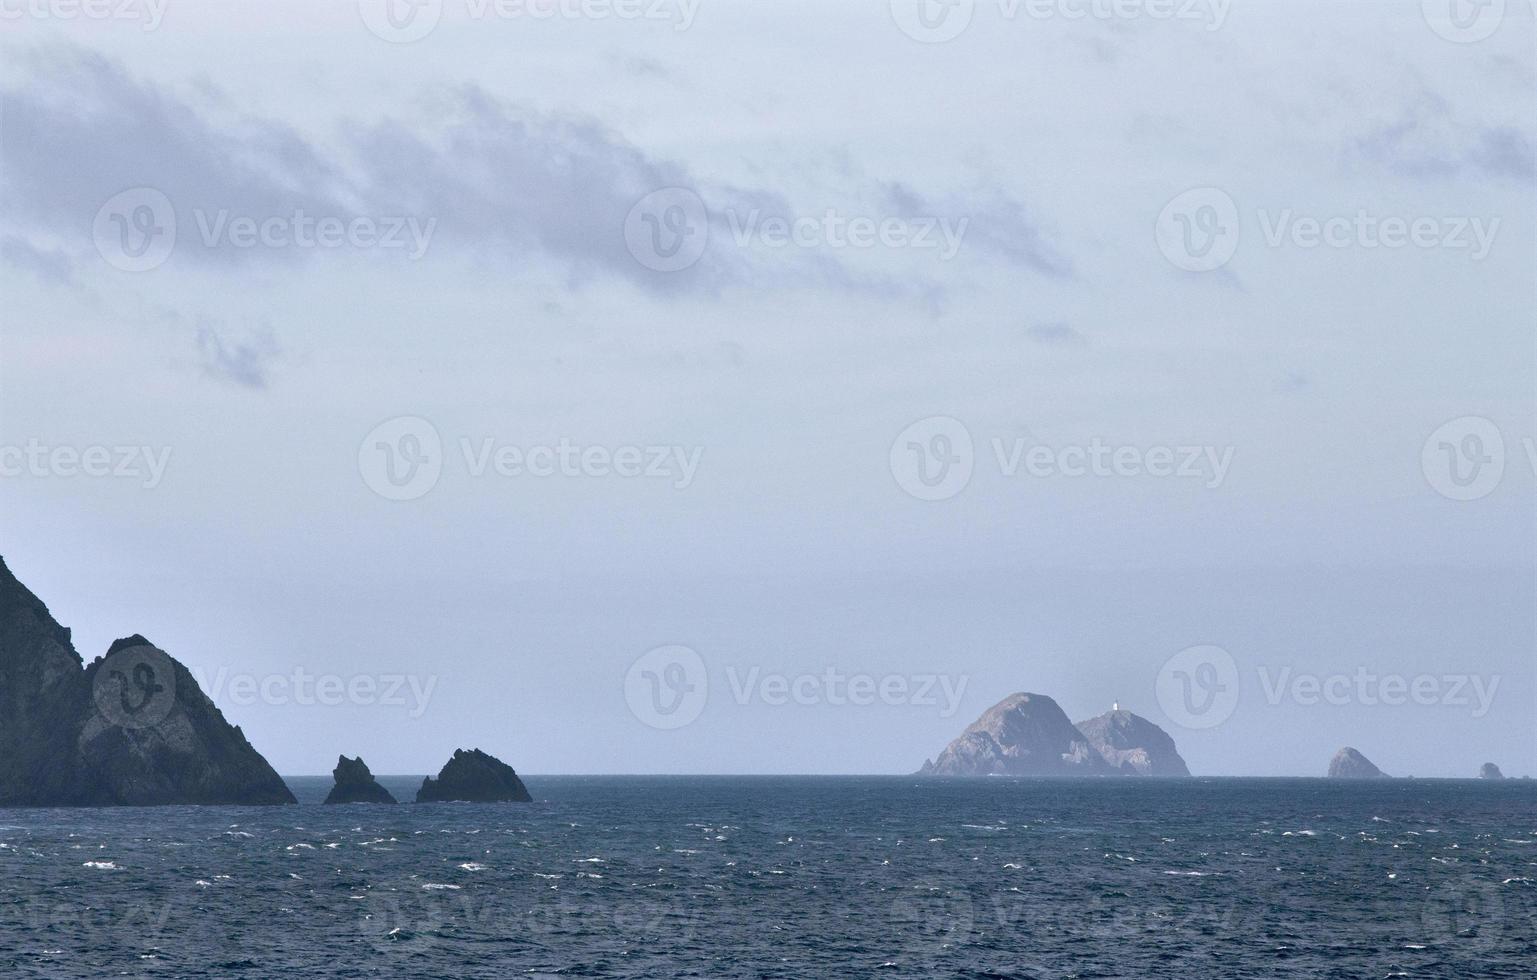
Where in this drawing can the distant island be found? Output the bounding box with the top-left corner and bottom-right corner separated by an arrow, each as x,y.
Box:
416,748 -> 532,803
1327,746 -> 1388,779
324,755 -> 397,804
1,555 -> 1524,800
918,693 -> 1191,777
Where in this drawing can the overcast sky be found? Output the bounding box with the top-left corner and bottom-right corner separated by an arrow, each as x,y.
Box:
1,0 -> 1533,777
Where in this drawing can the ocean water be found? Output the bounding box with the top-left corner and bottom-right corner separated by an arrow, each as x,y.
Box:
1,777 -> 1533,978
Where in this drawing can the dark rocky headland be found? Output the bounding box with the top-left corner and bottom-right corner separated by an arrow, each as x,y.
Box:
0,556 -> 295,806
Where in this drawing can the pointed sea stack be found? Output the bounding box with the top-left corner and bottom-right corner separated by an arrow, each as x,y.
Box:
1327,746 -> 1388,779
918,693 -> 1113,776
416,748 -> 531,802
1074,708 -> 1191,776
324,755 -> 397,804
0,556 -> 295,806
1478,763 -> 1505,780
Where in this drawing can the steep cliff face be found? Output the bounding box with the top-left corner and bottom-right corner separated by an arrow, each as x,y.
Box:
0,557 -> 295,806
919,693 -> 1113,776
324,755 -> 397,804
1479,762 -> 1505,780
416,748 -> 532,802
1074,709 -> 1191,776
0,557 -> 85,794
1327,747 -> 1388,779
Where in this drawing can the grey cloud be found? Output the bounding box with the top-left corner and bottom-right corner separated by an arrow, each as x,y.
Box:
882,181 -> 1072,279
1026,322 -> 1087,346
1,236 -> 76,285
1277,371 -> 1310,393
196,321 -> 281,389
0,47 -> 347,265
2,45 -> 1047,303
1355,94 -> 1536,184
343,87 -> 753,294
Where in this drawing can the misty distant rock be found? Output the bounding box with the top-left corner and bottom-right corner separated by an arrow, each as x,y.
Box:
919,693 -> 1113,776
1327,747 -> 1388,779
1074,709 -> 1191,776
1479,763 -> 1505,780
323,755 -> 397,804
416,748 -> 532,802
0,556 -> 295,806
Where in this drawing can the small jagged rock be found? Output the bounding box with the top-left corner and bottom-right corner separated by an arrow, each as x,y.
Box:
918,693 -> 1113,776
416,748 -> 531,802
1478,762 -> 1505,780
324,755 -> 397,804
1327,746 -> 1388,779
1074,709 -> 1191,776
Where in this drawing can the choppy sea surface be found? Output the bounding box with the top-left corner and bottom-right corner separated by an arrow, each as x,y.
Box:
1,776 -> 1533,978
